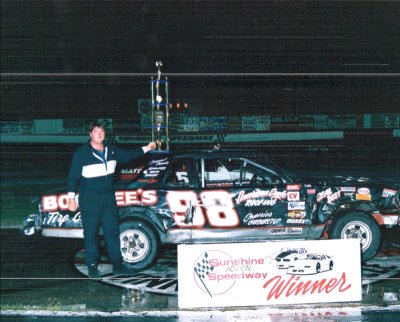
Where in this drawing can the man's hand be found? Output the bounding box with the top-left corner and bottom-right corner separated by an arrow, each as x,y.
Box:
147,142 -> 157,151
68,198 -> 78,212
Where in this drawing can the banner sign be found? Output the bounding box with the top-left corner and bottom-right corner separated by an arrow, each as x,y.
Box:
178,239 -> 361,308
173,115 -> 200,132
242,116 -> 271,131
34,119 -> 64,134
0,121 -> 27,134
327,115 -> 357,129
199,116 -> 227,132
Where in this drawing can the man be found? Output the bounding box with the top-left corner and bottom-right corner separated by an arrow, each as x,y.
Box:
67,121 -> 156,278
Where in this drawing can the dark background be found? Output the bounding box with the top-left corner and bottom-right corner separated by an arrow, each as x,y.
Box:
1,0 -> 399,120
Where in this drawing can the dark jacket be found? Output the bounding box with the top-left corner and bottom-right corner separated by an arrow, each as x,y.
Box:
68,143 -> 144,195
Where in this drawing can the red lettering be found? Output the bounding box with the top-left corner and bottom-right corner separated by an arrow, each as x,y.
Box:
42,195 -> 58,211
141,190 -> 158,205
42,194 -> 70,211
338,272 -> 352,292
42,190 -> 158,211
263,272 -> 352,300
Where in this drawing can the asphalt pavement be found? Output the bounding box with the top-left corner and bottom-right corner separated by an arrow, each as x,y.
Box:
1,228 -> 399,321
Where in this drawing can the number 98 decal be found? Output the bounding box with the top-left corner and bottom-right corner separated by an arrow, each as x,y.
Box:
166,190 -> 239,228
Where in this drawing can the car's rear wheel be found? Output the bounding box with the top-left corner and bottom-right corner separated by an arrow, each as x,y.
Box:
119,221 -> 159,271
330,212 -> 381,261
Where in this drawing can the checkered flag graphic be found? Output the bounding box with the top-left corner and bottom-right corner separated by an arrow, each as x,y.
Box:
194,252 -> 214,297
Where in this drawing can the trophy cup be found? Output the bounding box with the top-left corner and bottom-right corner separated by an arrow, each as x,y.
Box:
150,61 -> 169,150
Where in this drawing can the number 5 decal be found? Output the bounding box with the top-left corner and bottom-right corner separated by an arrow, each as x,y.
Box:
166,190 -> 239,228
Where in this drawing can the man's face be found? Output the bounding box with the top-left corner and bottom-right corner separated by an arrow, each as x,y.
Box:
90,126 -> 105,145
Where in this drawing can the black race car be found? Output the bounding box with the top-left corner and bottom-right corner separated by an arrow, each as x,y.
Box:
23,149 -> 400,270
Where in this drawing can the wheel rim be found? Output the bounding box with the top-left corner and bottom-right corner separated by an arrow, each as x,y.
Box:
120,229 -> 149,263
340,220 -> 372,251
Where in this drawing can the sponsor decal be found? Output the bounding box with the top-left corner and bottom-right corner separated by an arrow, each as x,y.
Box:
42,194 -> 71,212
339,187 -> 356,197
357,187 -> 370,195
286,227 -> 303,234
287,191 -> 300,201
243,212 -> 281,226
236,189 -> 286,207
148,158 -> 170,166
288,211 -> 306,219
316,188 -> 340,204
115,190 -> 158,206
140,159 -> 169,179
356,194 -> 372,201
356,187 -> 371,201
42,190 -> 158,211
120,166 -> 144,180
270,227 -> 303,235
271,228 -> 287,235
317,188 -> 331,203
307,188 -> 316,195
286,184 -> 301,191
327,191 -> 340,203
340,187 -> 356,193
382,188 -> 397,197
43,211 -> 81,227
288,201 -> 306,210
286,219 -> 306,224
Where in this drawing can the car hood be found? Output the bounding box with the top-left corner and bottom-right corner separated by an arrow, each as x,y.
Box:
297,175 -> 399,190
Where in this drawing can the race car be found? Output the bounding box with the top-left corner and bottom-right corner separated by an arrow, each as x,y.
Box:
287,253 -> 334,275
275,247 -> 307,269
23,149 -> 400,270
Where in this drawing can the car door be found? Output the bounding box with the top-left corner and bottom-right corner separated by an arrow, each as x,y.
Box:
189,156 -> 311,242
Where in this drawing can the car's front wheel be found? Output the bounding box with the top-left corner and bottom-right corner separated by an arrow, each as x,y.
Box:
119,221 -> 159,271
330,212 -> 381,261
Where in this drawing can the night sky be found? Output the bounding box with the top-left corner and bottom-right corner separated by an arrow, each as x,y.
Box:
1,1 -> 399,120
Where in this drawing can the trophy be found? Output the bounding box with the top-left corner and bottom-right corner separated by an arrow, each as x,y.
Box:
150,61 -> 169,150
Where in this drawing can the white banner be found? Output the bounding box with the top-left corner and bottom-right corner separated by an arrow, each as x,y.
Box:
178,239 -> 361,308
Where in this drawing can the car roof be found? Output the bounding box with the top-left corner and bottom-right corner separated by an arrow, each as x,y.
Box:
149,149 -> 261,159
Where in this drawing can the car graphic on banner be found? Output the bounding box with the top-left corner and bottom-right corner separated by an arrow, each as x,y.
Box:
23,149 -> 400,270
286,253 -> 334,275
275,247 -> 307,269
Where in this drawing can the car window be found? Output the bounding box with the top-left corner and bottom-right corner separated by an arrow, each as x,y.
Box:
200,157 -> 283,187
165,158 -> 193,187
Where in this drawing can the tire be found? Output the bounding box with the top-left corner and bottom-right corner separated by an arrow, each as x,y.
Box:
119,221 -> 159,271
330,212 -> 381,261
316,263 -> 321,273
329,261 -> 333,270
